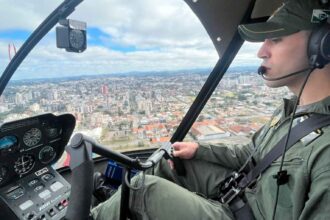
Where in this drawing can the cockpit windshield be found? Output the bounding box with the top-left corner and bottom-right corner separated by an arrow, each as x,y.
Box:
0,0 -> 219,169
0,0 -> 292,171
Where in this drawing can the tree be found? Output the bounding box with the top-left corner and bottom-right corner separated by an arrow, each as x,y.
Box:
238,94 -> 247,101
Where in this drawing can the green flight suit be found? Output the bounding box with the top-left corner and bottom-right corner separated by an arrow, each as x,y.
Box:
92,96 -> 330,220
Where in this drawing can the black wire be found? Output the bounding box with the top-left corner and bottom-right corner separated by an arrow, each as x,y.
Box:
271,67 -> 315,220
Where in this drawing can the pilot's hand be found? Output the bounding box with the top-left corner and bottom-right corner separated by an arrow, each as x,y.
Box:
172,142 -> 199,159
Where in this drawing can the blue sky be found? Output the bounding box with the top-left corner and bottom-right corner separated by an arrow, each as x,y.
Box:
0,30 -> 30,40
87,27 -> 138,52
0,0 -> 261,80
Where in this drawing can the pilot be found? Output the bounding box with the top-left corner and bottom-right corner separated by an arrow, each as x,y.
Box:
91,0 -> 330,219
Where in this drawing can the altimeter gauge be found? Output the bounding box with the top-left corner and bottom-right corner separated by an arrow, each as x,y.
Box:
14,155 -> 35,175
23,128 -> 42,148
46,127 -> 62,139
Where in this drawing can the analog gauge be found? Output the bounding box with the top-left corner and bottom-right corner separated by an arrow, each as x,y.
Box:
39,146 -> 56,164
14,155 -> 35,175
46,127 -> 62,139
0,166 -> 8,184
23,128 -> 42,147
69,29 -> 85,50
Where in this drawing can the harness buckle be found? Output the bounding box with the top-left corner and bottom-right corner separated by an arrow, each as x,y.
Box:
217,171 -> 246,204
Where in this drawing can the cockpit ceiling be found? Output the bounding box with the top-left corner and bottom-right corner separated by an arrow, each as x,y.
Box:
252,0 -> 284,18
184,0 -> 284,57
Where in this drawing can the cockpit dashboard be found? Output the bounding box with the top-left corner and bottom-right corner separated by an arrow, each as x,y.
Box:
0,113 -> 75,187
0,113 -> 75,220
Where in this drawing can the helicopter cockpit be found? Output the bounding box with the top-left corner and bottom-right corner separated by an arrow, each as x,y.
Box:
0,0 -> 293,219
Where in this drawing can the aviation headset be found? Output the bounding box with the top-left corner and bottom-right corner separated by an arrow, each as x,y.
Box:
308,0 -> 330,68
258,17 -> 330,79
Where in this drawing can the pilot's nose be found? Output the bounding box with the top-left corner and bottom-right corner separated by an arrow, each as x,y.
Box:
257,40 -> 271,60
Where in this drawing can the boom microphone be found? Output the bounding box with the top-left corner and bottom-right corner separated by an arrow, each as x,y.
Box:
257,66 -> 311,81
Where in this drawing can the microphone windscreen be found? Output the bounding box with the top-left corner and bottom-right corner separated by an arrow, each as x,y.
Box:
258,66 -> 267,75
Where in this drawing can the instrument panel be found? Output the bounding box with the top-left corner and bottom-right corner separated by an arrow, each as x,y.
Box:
0,113 -> 75,187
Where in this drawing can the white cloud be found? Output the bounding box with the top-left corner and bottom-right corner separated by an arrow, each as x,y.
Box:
6,40 -> 218,79
231,42 -> 262,66
0,0 -> 60,30
0,0 -> 262,80
74,0 -> 212,50
0,0 -> 210,49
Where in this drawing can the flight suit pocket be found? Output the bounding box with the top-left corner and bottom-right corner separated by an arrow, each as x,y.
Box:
271,157 -> 304,167
268,157 -> 304,208
246,141 -> 312,219
246,156 -> 305,219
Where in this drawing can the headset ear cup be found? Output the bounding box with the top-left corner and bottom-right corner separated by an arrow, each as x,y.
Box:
308,28 -> 319,67
308,24 -> 330,68
320,29 -> 330,61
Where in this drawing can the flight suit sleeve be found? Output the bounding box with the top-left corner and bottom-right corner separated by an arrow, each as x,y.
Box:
299,145 -> 330,219
193,142 -> 252,170
193,125 -> 265,170
193,105 -> 280,170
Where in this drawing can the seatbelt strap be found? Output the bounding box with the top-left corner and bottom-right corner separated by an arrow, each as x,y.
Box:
238,114 -> 330,189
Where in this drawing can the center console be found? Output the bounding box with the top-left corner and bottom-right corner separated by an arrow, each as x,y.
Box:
0,166 -> 70,220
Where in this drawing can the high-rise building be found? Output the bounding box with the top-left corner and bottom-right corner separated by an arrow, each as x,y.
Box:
101,84 -> 109,95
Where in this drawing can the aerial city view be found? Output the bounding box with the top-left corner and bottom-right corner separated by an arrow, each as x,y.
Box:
0,68 -> 290,161
0,0 -> 294,169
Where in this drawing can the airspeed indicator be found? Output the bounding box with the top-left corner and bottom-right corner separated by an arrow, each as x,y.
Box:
23,128 -> 42,148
